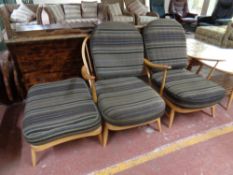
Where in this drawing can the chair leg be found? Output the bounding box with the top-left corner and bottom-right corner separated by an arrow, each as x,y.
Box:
31,147 -> 37,167
227,92 -> 233,110
156,118 -> 162,132
168,109 -> 175,128
211,105 -> 216,118
103,124 -> 109,147
98,133 -> 103,145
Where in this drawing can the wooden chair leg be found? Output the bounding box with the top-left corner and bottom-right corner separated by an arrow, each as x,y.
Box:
156,118 -> 162,132
31,147 -> 37,167
227,92 -> 233,110
168,109 -> 175,128
103,124 -> 109,147
98,133 -> 103,145
211,105 -> 216,118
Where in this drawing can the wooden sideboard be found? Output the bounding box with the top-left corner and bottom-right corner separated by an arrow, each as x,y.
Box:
5,24 -> 93,96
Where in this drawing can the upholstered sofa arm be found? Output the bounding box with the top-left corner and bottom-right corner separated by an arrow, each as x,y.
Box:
0,5 -> 13,39
43,5 -> 56,24
36,5 -> 44,25
97,3 -> 107,22
222,22 -> 233,47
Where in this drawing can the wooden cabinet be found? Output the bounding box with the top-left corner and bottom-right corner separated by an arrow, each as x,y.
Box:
5,30 -> 88,94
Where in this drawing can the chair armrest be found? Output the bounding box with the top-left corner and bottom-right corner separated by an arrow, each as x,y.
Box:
144,59 -> 171,96
43,5 -> 56,24
144,59 -> 171,70
81,65 -> 95,81
0,5 -> 13,39
81,65 -> 97,103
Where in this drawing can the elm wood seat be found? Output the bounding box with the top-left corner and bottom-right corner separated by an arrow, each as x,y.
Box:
143,19 -> 225,128
81,22 -> 165,146
23,78 -> 102,166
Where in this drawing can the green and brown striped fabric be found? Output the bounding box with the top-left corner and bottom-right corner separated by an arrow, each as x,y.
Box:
23,78 -> 101,145
143,19 -> 187,70
90,22 -> 165,126
96,77 -> 165,126
90,22 -> 144,79
152,69 -> 225,108
143,20 -> 225,109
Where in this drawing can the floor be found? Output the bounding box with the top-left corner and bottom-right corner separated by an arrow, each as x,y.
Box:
0,97 -> 232,175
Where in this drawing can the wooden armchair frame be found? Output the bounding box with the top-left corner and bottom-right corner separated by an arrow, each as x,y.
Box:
81,36 -> 162,146
27,53 -> 102,166
144,58 -> 219,128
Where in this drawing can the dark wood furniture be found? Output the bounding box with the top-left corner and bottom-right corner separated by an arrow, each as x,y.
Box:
5,24 -> 94,96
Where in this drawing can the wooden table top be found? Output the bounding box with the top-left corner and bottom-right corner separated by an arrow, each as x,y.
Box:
15,23 -> 96,32
5,23 -> 95,43
187,38 -> 233,75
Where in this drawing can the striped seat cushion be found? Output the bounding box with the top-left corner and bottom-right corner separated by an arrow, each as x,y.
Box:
63,4 -> 81,19
90,22 -> 144,79
152,69 -> 225,108
112,15 -> 134,23
23,78 -> 101,146
81,1 -> 98,18
137,15 -> 158,25
143,19 -> 187,70
96,77 -> 165,126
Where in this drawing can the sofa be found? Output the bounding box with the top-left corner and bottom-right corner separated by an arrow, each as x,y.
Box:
0,4 -> 43,39
43,2 -> 106,26
195,22 -> 233,48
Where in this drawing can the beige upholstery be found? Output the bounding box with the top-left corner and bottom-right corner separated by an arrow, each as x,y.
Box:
44,3 -> 105,25
0,4 -> 43,39
195,22 -> 233,48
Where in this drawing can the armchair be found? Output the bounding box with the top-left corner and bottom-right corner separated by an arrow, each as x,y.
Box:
82,22 -> 165,146
143,19 -> 225,128
101,0 -> 135,24
23,78 -> 102,166
197,0 -> 233,26
124,0 -> 159,25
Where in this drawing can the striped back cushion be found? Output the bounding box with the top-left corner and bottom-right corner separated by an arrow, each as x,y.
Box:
63,4 -> 81,19
108,3 -> 122,16
127,0 -> 148,16
10,4 -> 36,23
143,19 -> 187,70
90,22 -> 144,79
81,1 -> 98,18
47,5 -> 65,23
